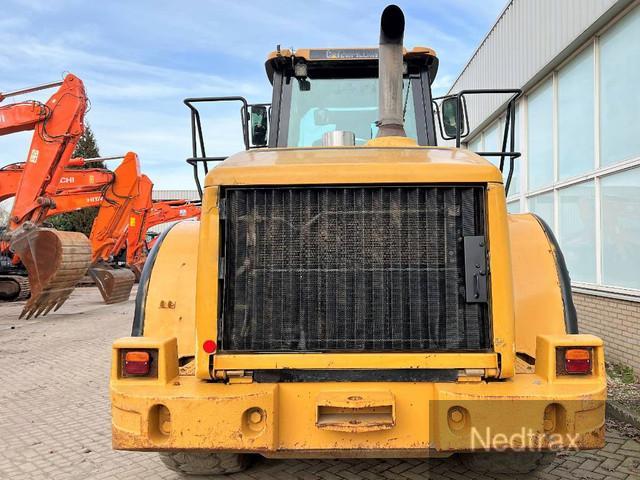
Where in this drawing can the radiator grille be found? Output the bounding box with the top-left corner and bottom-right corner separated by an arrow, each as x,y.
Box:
221,186 -> 489,352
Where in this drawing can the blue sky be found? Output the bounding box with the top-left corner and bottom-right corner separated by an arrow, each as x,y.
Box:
0,0 -> 506,189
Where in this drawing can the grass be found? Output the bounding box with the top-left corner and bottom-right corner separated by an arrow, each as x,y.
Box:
607,362 -> 637,384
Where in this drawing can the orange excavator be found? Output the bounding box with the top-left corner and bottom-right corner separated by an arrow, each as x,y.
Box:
0,155 -> 143,305
86,151 -> 143,304
0,75 -> 91,318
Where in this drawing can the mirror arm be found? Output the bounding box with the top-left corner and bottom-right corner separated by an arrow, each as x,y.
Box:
455,93 -> 462,148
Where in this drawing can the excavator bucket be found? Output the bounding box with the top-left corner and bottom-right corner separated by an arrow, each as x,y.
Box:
88,264 -> 135,304
10,227 -> 92,319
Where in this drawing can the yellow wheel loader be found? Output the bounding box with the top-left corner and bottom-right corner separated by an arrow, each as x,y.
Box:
110,5 -> 605,475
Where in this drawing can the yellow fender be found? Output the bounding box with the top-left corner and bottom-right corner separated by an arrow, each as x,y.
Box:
132,221 -> 199,359
509,213 -> 578,358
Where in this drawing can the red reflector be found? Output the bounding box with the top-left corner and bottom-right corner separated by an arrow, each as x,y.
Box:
124,351 -> 150,376
564,349 -> 591,374
203,339 -> 217,354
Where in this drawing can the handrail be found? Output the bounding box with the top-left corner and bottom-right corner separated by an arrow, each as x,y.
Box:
434,88 -> 522,195
183,97 -> 250,199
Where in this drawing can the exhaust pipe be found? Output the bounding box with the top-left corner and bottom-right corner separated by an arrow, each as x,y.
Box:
376,4 -> 406,138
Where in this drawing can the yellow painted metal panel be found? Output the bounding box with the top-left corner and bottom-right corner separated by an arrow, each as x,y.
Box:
111,371 -> 605,453
142,222 -> 199,358
486,183 -> 515,378
204,147 -> 503,187
213,352 -> 498,370
195,186 -> 220,379
509,213 -> 568,358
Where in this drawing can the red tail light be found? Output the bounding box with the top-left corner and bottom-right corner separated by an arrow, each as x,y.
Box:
124,351 -> 150,376
203,339 -> 217,354
563,348 -> 592,375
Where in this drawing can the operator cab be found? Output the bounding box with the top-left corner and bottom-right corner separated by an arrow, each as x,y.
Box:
184,47 -> 520,198
264,47 -> 439,147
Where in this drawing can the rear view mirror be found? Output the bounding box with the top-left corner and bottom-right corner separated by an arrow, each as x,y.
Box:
250,105 -> 268,147
441,96 -> 465,139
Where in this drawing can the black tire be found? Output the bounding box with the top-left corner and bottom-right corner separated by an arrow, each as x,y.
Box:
460,451 -> 556,474
159,451 -> 250,475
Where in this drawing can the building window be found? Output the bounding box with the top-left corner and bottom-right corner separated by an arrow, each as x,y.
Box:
558,45 -> 594,179
601,167 -> 640,289
558,181 -> 596,283
486,5 -> 640,294
468,135 -> 482,152
527,78 -> 554,190
527,191 -> 554,227
510,106 -> 520,195
483,121 -> 501,163
467,112 -> 520,196
600,7 -> 640,166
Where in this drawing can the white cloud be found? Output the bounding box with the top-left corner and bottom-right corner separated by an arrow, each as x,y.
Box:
0,0 -> 507,190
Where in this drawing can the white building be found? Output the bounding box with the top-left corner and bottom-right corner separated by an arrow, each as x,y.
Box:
449,0 -> 640,373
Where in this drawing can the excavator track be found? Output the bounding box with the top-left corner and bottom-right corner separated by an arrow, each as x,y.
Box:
0,275 -> 30,301
89,265 -> 135,304
10,227 -> 92,319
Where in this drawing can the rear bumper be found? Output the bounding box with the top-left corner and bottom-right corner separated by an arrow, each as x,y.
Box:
111,375 -> 606,456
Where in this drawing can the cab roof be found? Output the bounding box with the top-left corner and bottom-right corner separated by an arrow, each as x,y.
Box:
265,46 -> 439,85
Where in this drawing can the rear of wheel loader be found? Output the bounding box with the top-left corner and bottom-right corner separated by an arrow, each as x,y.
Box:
110,4 -> 606,477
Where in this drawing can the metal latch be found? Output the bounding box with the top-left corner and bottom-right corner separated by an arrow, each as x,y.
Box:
225,370 -> 253,384
464,235 -> 488,303
218,256 -> 225,279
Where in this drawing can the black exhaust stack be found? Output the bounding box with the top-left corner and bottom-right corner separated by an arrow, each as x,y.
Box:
376,5 -> 406,138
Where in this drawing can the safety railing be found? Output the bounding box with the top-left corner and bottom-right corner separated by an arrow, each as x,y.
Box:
433,89 -> 522,194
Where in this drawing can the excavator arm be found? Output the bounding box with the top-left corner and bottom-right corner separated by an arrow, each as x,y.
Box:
87,152 -> 142,304
3,76 -> 88,227
0,75 -> 92,318
122,175 -> 154,278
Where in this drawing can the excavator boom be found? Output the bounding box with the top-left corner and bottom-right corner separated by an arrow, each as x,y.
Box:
4,75 -> 87,227
0,75 -> 92,318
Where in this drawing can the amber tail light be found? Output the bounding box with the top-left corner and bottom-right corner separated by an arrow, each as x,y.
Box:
557,347 -> 592,375
121,349 -> 158,377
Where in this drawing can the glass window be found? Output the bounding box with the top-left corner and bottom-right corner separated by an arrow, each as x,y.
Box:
508,105 -> 521,195
484,119 -> 518,190
483,121 -> 501,163
467,134 -> 482,152
601,168 -> 640,289
558,46 -> 594,179
507,200 -> 520,214
527,191 -> 554,228
527,79 -> 554,190
600,7 -> 640,166
287,77 -> 417,147
558,181 -> 596,283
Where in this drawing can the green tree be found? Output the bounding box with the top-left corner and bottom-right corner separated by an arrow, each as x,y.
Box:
47,124 -> 104,236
